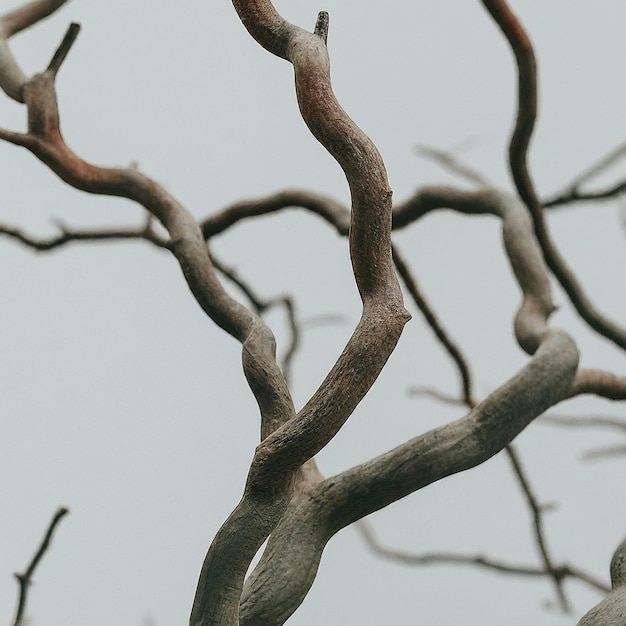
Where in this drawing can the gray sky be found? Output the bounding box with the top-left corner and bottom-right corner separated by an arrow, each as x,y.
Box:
1,1 -> 625,624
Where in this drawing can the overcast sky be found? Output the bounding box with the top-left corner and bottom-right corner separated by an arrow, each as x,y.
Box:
1,1 -> 625,625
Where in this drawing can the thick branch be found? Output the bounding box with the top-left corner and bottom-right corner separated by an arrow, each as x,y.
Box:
191,4 -> 409,624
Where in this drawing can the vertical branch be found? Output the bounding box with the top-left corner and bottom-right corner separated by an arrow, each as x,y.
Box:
480,0 -> 626,351
505,445 -> 569,611
13,507 -> 69,626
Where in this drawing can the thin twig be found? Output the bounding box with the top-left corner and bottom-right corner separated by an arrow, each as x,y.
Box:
393,245 -> 475,406
541,414 -> 626,432
415,144 -> 491,187
407,385 -> 467,407
13,507 -> 69,626
504,445 -> 569,612
357,520 -> 609,595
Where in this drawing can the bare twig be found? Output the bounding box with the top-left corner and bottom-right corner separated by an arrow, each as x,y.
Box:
415,144 -> 491,187
13,507 -> 69,626
0,216 -> 167,250
407,385 -> 468,407
357,520 -> 609,595
505,445 -> 569,611
393,245 -> 475,406
541,414 -> 626,433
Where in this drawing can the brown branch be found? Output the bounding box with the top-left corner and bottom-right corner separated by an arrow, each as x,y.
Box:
13,507 -> 69,626
480,0 -> 626,352
192,6 -> 409,624
357,520 -> 610,595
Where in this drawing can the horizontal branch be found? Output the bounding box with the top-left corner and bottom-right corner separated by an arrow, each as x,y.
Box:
356,520 -> 610,595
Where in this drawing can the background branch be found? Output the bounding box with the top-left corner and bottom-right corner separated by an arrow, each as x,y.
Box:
13,507 -> 69,626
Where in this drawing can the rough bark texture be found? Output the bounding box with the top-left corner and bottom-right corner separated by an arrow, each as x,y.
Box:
0,1 -> 623,625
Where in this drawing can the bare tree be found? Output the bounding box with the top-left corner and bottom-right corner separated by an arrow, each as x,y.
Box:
1,1 -> 625,625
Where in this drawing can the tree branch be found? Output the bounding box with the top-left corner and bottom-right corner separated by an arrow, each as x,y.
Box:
505,444 -> 569,611
0,0 -> 71,102
13,507 -> 69,626
480,0 -> 626,352
356,520 -> 610,595
191,4 -> 409,624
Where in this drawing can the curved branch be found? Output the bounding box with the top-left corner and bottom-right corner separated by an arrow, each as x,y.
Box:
0,0 -> 71,101
480,0 -> 626,351
239,184 -> 580,623
191,5 -> 409,624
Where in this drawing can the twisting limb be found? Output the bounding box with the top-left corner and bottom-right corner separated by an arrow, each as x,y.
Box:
13,507 -> 69,626
238,183 -> 580,624
209,251 -> 300,383
480,0 -> 626,351
0,12 -> 300,625
356,520 -> 610,595
191,5 -> 409,624
0,215 -> 167,250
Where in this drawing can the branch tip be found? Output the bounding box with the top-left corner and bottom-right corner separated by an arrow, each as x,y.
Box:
46,21 -> 80,77
314,11 -> 329,44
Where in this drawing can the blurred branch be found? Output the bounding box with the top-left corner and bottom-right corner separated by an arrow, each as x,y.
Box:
541,413 -> 626,461
13,507 -> 69,626
544,142 -> 626,208
505,445 -> 569,611
407,385 -> 467,407
357,520 -> 609,595
0,215 -> 167,250
541,414 -> 626,433
415,144 -> 491,187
